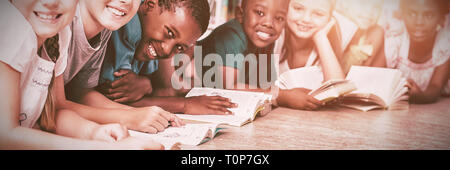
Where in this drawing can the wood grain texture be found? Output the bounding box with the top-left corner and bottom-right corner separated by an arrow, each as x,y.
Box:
183,98 -> 450,150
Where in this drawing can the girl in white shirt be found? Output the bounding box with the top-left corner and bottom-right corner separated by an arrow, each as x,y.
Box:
0,0 -> 162,149
273,0 -> 349,110
384,0 -> 449,104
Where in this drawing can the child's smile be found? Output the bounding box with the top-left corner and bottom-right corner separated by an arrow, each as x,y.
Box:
255,28 -> 276,41
293,22 -> 314,33
145,41 -> 165,59
106,5 -> 128,17
103,2 -> 133,21
33,11 -> 63,24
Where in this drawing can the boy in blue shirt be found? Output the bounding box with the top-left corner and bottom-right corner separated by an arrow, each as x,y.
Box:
97,0 -> 237,115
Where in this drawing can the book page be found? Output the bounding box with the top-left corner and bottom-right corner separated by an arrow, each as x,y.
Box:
183,88 -> 271,126
308,80 -> 356,102
128,124 -> 224,147
346,66 -> 402,105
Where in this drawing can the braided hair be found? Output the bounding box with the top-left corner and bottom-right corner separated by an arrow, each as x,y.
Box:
158,0 -> 211,34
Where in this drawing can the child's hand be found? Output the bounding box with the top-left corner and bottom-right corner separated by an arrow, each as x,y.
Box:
111,137 -> 164,150
184,95 -> 238,115
406,79 -> 423,96
125,106 -> 185,134
277,88 -> 324,111
105,69 -> 153,103
313,18 -> 336,43
90,123 -> 129,142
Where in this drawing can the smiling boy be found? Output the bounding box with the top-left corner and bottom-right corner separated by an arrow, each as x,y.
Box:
198,0 -> 290,89
95,0 -> 237,115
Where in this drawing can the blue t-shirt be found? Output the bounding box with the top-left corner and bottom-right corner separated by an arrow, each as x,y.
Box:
100,13 -> 158,84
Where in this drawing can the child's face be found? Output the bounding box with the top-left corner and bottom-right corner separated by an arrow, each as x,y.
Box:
82,0 -> 140,31
134,0 -> 202,61
287,0 -> 333,39
401,0 -> 444,43
239,0 -> 289,48
11,0 -> 78,39
345,0 -> 382,29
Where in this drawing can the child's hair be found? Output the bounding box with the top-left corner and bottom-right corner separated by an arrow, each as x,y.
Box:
158,0 -> 211,34
38,35 -> 60,132
400,0 -> 449,16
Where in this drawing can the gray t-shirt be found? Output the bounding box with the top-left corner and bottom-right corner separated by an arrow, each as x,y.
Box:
64,6 -> 112,92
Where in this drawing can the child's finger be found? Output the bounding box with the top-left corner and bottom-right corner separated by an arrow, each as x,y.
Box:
110,77 -> 129,89
154,115 -> 170,128
113,69 -> 131,77
108,85 -> 128,94
170,115 -> 185,127
207,106 -> 232,115
210,100 -> 237,108
307,96 -> 323,106
207,105 -> 233,115
149,121 -> 165,133
141,126 -> 158,134
323,18 -> 337,34
156,108 -> 184,127
211,95 -> 231,102
106,92 -> 126,100
114,97 -> 131,103
153,107 -> 174,121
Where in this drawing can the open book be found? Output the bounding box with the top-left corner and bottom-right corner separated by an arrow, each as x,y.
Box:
308,79 -> 357,103
276,66 -> 409,111
128,123 -> 224,150
175,88 -> 272,127
340,66 -> 409,111
276,66 -> 357,103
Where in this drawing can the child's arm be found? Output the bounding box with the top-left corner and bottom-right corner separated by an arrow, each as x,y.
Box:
313,19 -> 345,81
408,60 -> 450,104
55,109 -> 129,142
54,75 -> 184,134
363,26 -> 386,67
130,96 -> 237,115
370,37 -> 387,68
0,62 -> 162,150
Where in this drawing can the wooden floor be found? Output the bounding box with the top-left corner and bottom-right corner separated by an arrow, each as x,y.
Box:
183,98 -> 450,150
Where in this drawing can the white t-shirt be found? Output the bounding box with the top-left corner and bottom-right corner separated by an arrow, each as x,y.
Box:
0,1 -> 70,128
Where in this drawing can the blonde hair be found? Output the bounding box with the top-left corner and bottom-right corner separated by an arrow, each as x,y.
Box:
37,35 -> 60,132
39,75 -> 56,132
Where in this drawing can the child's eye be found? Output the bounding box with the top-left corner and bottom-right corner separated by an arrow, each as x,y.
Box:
168,29 -> 175,39
275,16 -> 285,22
293,5 -> 304,11
424,13 -> 435,19
255,10 -> 264,17
313,12 -> 325,18
175,45 -> 185,53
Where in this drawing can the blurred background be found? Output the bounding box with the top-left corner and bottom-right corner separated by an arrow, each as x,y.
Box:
202,0 -> 405,39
